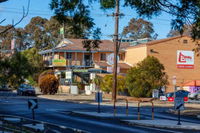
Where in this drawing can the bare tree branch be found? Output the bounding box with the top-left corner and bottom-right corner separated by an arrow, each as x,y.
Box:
0,19 -> 6,24
0,0 -> 30,35
0,0 -> 8,3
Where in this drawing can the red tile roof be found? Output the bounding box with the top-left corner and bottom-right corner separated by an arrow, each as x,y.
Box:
56,39 -> 130,51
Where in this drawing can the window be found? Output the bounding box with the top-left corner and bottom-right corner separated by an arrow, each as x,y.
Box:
119,54 -> 124,61
100,53 -> 106,61
66,53 -> 72,59
61,72 -> 65,78
183,39 -> 188,44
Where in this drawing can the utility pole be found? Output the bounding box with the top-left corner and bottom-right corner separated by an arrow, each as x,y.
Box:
112,0 -> 119,101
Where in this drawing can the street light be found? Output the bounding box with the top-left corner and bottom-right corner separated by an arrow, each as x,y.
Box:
172,76 -> 176,99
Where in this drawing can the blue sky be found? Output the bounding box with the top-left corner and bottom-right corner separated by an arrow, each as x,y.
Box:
0,0 -> 174,40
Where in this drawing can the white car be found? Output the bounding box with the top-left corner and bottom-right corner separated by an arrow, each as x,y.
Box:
188,91 -> 200,100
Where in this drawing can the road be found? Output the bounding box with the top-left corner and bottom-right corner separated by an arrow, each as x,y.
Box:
0,95 -> 199,133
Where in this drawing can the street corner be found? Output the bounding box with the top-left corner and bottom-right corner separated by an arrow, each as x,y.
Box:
122,119 -> 200,131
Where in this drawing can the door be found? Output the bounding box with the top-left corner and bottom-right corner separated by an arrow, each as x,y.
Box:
84,54 -> 92,66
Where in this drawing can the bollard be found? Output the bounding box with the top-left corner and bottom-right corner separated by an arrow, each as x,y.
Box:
177,110 -> 181,125
20,118 -> 23,132
138,102 -> 140,120
113,100 -> 116,116
138,100 -> 154,120
151,102 -> 154,120
113,99 -> 129,116
126,99 -> 128,116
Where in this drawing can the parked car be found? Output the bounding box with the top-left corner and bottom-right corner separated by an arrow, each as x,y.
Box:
17,84 -> 36,96
0,84 -> 10,91
188,91 -> 200,100
166,90 -> 189,102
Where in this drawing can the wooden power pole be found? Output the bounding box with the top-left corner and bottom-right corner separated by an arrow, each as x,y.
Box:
112,0 -> 119,101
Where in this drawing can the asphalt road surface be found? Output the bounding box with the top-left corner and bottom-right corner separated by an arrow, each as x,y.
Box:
0,96 -> 199,133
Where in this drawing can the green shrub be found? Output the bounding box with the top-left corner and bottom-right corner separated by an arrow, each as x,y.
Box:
126,56 -> 168,97
101,75 -> 126,94
39,74 -> 59,95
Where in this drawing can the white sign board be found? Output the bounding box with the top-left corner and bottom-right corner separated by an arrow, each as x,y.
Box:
66,70 -> 72,79
177,50 -> 194,69
160,96 -> 167,101
107,66 -> 120,73
152,89 -> 159,98
107,53 -> 119,65
174,97 -> 184,110
90,73 -> 96,80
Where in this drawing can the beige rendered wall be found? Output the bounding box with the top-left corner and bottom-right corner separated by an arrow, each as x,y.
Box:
147,36 -> 200,92
124,46 -> 147,66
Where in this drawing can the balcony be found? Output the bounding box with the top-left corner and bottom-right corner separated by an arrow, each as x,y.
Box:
43,59 -> 94,68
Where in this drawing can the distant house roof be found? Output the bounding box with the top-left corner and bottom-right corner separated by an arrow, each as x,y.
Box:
126,35 -> 191,49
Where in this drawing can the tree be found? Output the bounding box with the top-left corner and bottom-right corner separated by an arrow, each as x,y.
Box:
21,48 -> 44,84
50,0 -> 102,51
0,0 -> 30,34
50,1 -> 95,39
39,74 -> 59,95
0,57 -> 10,86
0,0 -> 8,3
0,52 -> 34,89
167,25 -> 192,37
51,0 -> 200,40
0,26 -> 28,51
123,0 -> 200,40
24,17 -> 49,49
92,75 -> 102,90
126,56 -> 168,97
101,75 -> 126,94
122,18 -> 156,39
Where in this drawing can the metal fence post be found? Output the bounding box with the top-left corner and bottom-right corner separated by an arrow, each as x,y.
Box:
138,102 -> 140,120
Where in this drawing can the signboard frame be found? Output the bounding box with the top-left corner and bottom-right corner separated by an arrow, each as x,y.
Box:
177,50 -> 194,69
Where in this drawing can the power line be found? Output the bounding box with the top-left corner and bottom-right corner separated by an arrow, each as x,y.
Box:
0,6 -> 51,13
0,6 -> 172,22
0,10 -> 53,16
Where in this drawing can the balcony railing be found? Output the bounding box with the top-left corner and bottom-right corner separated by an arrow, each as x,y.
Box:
43,59 -> 94,67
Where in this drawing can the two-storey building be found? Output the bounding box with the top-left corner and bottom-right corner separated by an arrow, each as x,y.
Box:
40,38 -> 131,93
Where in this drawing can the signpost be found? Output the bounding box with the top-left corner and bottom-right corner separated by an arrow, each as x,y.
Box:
174,91 -> 185,125
95,91 -> 102,113
28,99 -> 38,120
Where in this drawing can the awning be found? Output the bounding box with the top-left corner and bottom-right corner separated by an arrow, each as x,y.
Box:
73,69 -> 88,73
184,80 -> 200,86
88,68 -> 108,73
